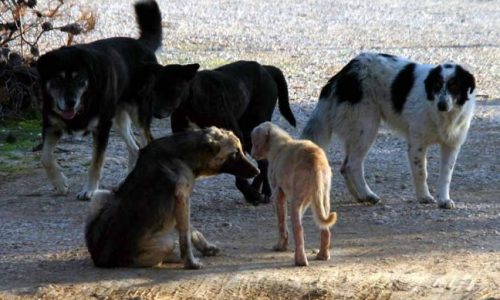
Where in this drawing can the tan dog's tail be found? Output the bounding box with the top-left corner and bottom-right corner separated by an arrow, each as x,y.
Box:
311,169 -> 337,229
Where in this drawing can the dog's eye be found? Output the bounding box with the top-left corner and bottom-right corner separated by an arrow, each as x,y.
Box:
52,76 -> 63,85
447,80 -> 458,91
75,76 -> 86,86
434,81 -> 443,90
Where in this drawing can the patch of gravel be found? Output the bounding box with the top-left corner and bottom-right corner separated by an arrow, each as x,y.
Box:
70,0 -> 499,104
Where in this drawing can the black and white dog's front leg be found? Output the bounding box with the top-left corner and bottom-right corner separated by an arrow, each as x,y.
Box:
41,129 -> 68,194
407,140 -> 435,204
77,120 -> 112,201
436,144 -> 460,209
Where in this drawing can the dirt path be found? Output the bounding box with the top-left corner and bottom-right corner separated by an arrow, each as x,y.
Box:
1,0 -> 500,298
0,98 -> 499,299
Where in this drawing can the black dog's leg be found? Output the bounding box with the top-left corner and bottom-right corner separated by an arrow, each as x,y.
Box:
41,129 -> 68,194
236,177 -> 265,205
77,120 -> 112,201
258,160 -> 271,203
249,160 -> 271,204
171,110 -> 190,133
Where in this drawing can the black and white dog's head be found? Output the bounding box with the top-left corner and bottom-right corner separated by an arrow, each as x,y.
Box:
424,64 -> 475,113
37,47 -> 96,120
144,63 -> 199,119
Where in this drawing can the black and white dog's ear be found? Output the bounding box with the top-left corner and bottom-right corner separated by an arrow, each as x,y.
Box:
180,63 -> 200,80
456,65 -> 476,95
424,66 -> 443,101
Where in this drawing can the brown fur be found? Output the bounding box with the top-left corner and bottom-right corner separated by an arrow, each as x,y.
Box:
251,122 -> 337,266
85,127 -> 259,268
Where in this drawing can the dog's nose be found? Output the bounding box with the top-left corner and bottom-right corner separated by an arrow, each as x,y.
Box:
66,98 -> 76,108
437,102 -> 448,111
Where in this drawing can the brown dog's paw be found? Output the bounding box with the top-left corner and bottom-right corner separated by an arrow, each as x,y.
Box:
185,257 -> 203,270
201,245 -> 220,257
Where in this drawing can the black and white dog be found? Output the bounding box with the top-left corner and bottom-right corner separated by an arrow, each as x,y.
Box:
37,1 -> 199,200
302,53 -> 476,209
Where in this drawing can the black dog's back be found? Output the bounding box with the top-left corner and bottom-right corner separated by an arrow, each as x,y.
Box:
170,60 -> 296,205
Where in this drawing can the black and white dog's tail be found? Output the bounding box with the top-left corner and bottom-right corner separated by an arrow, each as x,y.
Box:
135,0 -> 162,51
301,96 -> 334,151
264,65 -> 297,127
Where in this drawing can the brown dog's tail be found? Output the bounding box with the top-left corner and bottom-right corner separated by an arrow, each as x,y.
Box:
311,167 -> 337,229
264,65 -> 297,127
135,0 -> 162,51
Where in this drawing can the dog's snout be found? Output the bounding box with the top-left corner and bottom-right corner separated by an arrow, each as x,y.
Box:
219,151 -> 259,178
437,101 -> 448,112
66,98 -> 76,108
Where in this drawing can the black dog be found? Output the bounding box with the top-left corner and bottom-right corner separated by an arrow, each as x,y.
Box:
153,60 -> 297,205
37,1 -> 199,200
86,127 -> 259,268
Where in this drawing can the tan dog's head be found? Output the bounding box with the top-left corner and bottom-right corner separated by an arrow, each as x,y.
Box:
202,127 -> 260,178
250,122 -> 274,160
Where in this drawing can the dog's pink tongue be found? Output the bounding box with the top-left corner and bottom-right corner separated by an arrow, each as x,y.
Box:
61,110 -> 76,120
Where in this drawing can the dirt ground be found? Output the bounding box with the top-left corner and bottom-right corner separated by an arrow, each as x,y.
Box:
1,0 -> 499,299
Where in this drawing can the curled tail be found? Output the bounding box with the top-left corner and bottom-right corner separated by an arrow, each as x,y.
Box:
300,98 -> 334,150
264,65 -> 296,127
312,166 -> 337,229
135,0 -> 162,51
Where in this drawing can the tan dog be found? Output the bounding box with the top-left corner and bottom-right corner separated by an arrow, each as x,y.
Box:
251,122 -> 337,266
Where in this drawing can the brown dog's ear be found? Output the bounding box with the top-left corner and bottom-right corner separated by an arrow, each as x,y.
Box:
205,137 -> 221,156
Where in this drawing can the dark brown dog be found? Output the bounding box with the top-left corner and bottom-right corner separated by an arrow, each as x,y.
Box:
85,127 -> 259,268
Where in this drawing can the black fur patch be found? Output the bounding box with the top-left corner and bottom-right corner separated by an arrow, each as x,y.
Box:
321,59 -> 362,104
454,65 -> 476,105
424,66 -> 443,101
391,63 -> 416,113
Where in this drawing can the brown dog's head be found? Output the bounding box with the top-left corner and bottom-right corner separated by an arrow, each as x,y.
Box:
201,127 -> 259,178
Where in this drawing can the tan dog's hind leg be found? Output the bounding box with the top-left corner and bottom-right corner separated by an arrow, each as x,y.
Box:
317,229 -> 331,261
291,199 -> 308,266
273,188 -> 288,251
175,195 -> 202,269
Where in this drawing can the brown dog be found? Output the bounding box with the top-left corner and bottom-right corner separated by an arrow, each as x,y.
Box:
251,122 -> 337,266
85,127 -> 259,269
